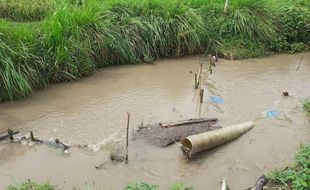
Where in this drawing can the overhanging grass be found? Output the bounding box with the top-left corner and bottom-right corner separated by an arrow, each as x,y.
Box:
0,0 -> 206,101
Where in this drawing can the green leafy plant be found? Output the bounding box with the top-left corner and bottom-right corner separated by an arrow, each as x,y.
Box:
6,179 -> 54,190
170,183 -> 194,190
268,144 -> 310,190
303,98 -> 310,114
124,182 -> 158,190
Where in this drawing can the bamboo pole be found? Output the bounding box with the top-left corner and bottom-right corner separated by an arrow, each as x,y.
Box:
160,118 -> 217,128
126,112 -> 130,163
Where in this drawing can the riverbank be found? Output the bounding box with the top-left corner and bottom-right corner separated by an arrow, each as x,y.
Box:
0,0 -> 309,101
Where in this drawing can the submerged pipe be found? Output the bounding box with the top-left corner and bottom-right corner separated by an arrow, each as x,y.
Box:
180,121 -> 254,156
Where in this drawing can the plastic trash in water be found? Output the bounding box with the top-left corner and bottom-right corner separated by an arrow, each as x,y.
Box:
266,110 -> 280,118
211,96 -> 224,104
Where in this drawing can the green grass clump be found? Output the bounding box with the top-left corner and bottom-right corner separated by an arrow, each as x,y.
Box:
198,0 -> 278,58
6,180 -> 54,190
0,21 -> 48,101
268,144 -> 310,190
218,38 -> 268,59
303,98 -> 310,114
0,0 -> 55,21
268,0 -> 310,53
6,181 -> 193,190
124,182 -> 193,190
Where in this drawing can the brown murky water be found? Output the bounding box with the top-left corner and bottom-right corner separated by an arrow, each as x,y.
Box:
0,53 -> 309,189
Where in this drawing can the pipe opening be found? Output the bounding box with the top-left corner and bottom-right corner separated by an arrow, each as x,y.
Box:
180,138 -> 192,149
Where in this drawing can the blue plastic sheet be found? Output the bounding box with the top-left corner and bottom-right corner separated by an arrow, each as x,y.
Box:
211,96 -> 224,103
266,110 -> 280,118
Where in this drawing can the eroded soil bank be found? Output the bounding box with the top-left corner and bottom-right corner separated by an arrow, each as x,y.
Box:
0,53 -> 309,189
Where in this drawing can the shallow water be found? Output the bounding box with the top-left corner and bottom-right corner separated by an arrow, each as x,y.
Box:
0,53 -> 309,189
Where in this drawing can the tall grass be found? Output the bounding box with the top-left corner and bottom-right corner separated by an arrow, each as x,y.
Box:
195,0 -> 278,58
0,0 -> 309,101
0,0 -> 54,21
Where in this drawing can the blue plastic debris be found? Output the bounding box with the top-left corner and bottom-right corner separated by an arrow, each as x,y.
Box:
211,96 -> 224,103
266,110 -> 280,118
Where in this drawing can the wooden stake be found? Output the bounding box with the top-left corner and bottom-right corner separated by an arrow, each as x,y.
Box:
198,62 -> 203,88
296,56 -> 303,71
8,129 -> 14,141
200,89 -> 204,103
221,178 -> 227,190
126,112 -> 130,163
215,47 -> 218,62
194,73 -> 198,89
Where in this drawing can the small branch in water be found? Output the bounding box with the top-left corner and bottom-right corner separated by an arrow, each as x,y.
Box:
296,56 -> 303,71
0,129 -> 19,141
30,131 -> 43,143
247,175 -> 268,190
126,112 -> 130,163
55,139 -> 70,151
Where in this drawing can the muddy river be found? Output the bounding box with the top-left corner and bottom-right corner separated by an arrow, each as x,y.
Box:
0,53 -> 309,189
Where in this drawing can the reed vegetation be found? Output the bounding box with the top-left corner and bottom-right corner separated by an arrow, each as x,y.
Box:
0,0 -> 309,101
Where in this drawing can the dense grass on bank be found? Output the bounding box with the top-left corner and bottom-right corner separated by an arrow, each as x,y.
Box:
0,0 -> 55,21
0,0 -> 309,102
267,144 -> 310,190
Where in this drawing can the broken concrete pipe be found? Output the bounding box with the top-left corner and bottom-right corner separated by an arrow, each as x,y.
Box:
180,121 -> 254,157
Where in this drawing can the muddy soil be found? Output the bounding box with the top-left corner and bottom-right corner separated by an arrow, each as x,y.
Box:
137,118 -> 220,147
